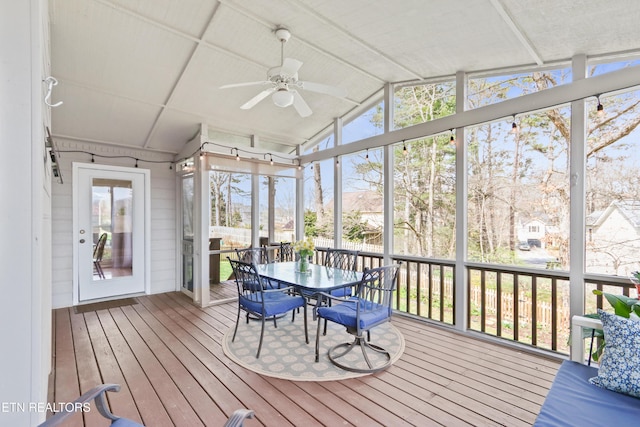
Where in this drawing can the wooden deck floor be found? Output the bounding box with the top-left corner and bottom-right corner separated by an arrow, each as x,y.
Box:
50,292 -> 561,426
209,280 -> 237,301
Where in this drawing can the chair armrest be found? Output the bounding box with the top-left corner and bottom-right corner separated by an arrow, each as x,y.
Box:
223,409 -> 255,427
39,384 -> 122,427
571,315 -> 603,363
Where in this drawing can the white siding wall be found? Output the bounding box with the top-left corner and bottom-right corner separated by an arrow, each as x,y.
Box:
0,1 -> 50,425
51,140 -> 177,308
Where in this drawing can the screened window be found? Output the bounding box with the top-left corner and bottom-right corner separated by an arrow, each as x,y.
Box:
342,102 -> 384,144
341,149 -> 384,252
585,88 -> 640,276
393,81 -> 455,130
393,136 -> 456,258
467,68 -> 571,109
303,139 -> 335,242
209,171 -> 251,248
467,107 -> 571,269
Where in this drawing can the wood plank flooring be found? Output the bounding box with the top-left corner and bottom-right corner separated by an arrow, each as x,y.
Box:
209,280 -> 237,301
50,292 -> 561,426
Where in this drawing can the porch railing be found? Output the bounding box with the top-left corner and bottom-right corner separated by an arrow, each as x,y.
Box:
466,264 -> 571,353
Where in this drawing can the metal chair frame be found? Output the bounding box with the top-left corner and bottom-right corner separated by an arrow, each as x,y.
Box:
229,258 -> 308,358
315,264 -> 400,373
235,246 -> 271,264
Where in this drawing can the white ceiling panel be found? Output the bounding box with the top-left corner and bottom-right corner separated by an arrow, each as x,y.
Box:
51,0 -> 197,105
51,84 -> 162,148
145,109 -> 205,153
504,0 -> 640,61
48,0 -> 640,156
107,0 -> 220,38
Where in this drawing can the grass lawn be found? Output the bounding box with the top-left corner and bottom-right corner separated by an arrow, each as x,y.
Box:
219,259 -> 233,282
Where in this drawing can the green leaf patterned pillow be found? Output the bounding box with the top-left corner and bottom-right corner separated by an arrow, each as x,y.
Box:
589,309 -> 640,398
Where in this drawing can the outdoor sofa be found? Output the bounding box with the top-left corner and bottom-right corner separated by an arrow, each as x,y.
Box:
534,315 -> 640,425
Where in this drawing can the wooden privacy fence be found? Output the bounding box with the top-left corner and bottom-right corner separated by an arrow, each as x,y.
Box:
469,287 -> 570,329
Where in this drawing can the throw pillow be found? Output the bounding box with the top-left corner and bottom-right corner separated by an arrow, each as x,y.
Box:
589,309 -> 640,398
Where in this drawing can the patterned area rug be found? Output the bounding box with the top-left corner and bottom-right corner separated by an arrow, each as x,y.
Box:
222,310 -> 404,381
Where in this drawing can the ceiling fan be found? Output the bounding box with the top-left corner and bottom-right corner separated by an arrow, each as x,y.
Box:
220,28 -> 347,117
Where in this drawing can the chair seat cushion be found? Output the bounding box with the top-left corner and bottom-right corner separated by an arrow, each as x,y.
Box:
240,292 -> 304,317
317,298 -> 388,330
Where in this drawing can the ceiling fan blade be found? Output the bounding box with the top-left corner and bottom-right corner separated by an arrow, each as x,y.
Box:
298,81 -> 347,98
240,88 -> 275,109
280,58 -> 303,78
220,81 -> 271,89
291,91 -> 312,117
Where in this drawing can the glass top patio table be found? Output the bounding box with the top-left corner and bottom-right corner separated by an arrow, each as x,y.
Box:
256,261 -> 362,294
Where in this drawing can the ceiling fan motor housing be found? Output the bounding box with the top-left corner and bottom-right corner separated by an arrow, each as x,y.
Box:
275,28 -> 291,43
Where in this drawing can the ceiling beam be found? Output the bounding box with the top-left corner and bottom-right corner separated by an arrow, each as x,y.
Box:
489,0 -> 544,66
142,3 -> 222,149
280,0 -> 424,80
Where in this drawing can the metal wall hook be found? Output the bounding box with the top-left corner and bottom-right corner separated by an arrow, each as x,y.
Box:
43,76 -> 63,107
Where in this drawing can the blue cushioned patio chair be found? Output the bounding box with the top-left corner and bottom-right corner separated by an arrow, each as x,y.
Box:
315,264 -> 400,372
316,248 -> 360,333
38,383 -> 255,426
229,258 -> 308,358
323,248 -> 359,297
38,384 -> 144,427
235,246 -> 280,289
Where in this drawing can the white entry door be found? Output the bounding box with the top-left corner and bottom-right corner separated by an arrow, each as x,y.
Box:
73,163 -> 149,303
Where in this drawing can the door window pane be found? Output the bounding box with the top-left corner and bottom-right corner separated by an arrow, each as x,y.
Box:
92,178 -> 133,280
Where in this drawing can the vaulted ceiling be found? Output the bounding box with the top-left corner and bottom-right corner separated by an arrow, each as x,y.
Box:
49,0 -> 640,157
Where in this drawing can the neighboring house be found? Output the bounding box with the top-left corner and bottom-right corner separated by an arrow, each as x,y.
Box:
517,218 -> 547,248
586,200 -> 640,276
325,191 -> 384,244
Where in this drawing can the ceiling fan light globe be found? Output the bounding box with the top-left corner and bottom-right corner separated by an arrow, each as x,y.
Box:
272,90 -> 294,107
